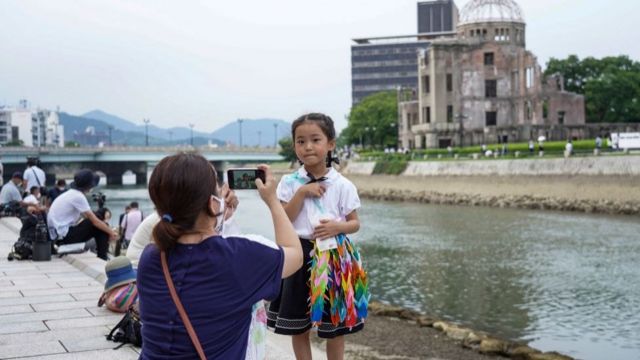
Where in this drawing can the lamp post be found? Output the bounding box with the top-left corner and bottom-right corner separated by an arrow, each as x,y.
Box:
273,123 -> 278,148
108,126 -> 113,146
189,123 -> 195,146
143,118 -> 150,146
237,119 -> 244,147
454,114 -> 468,147
257,130 -> 262,148
168,130 -> 173,143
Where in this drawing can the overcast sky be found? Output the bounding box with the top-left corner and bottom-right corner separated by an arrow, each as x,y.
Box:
1,0 -> 637,133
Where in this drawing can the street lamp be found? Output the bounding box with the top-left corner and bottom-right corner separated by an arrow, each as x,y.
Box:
108,126 -> 113,146
273,123 -> 279,148
257,130 -> 262,148
237,119 -> 244,147
168,130 -> 173,143
143,118 -> 150,146
189,123 -> 195,146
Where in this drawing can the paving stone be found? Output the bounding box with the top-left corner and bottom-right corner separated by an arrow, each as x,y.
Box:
4,279 -> 62,290
21,286 -> 102,297
0,291 -> 22,299
14,348 -> 139,360
1,308 -> 91,324
0,325 -> 110,346
1,274 -> 50,281
32,300 -> 97,312
56,280 -> 101,288
0,321 -> 48,335
45,314 -> 122,330
84,306 -> 113,317
0,304 -> 34,315
0,294 -> 74,306
69,292 -> 103,301
0,339 -> 66,359
61,335 -> 119,352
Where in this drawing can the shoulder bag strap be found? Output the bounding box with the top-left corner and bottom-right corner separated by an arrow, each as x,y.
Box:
161,251 -> 206,360
31,168 -> 42,187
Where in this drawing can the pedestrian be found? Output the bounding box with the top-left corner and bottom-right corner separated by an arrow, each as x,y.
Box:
136,154 -> 303,359
267,113 -> 369,359
23,157 -> 46,197
595,135 -> 602,150
23,186 -> 41,205
565,139 -> 574,157
46,169 -> 118,260
119,201 -> 143,249
529,139 -> 535,154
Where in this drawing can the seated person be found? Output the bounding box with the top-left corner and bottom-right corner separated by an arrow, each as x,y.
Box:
47,179 -> 68,207
1,172 -> 25,206
23,186 -> 41,205
47,169 -> 118,260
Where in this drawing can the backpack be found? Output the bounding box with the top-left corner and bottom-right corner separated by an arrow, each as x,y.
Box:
106,303 -> 142,348
7,213 -> 47,261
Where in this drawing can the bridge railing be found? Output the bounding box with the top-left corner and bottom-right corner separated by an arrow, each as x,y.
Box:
0,145 -> 281,154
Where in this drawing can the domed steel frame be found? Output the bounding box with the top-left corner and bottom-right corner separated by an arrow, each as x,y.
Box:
459,0 -> 525,25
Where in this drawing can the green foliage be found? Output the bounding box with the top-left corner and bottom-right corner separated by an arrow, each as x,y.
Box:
341,91 -> 398,149
278,137 -> 297,163
64,140 -> 81,148
372,159 -> 408,175
545,55 -> 640,123
5,139 -> 24,147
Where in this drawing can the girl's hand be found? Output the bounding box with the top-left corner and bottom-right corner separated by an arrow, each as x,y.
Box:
313,219 -> 341,240
301,183 -> 325,198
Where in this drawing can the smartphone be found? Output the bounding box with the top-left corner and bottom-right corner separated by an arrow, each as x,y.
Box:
227,168 -> 266,190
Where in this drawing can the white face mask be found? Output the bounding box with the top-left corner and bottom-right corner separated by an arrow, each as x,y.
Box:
211,195 -> 225,234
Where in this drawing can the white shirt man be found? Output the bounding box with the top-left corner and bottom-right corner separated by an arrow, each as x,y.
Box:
47,169 -> 117,260
23,165 -> 46,191
0,173 -> 23,205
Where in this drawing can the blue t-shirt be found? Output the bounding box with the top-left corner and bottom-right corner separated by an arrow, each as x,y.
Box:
137,235 -> 284,359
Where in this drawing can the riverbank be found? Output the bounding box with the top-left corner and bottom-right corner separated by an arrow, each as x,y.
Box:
345,174 -> 640,215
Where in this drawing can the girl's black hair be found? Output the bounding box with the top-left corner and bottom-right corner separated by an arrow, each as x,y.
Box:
291,113 -> 336,141
291,113 -> 339,167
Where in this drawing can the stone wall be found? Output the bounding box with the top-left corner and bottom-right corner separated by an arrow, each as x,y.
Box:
343,155 -> 640,177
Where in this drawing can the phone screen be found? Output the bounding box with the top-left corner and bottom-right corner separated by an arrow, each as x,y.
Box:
227,169 -> 265,190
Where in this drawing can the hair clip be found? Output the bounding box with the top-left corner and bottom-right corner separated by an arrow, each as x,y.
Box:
161,214 -> 174,223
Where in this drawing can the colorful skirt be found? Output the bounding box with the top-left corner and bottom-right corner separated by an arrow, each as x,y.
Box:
267,236 -> 369,338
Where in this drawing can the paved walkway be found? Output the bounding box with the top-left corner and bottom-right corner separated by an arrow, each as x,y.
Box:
0,218 -> 323,359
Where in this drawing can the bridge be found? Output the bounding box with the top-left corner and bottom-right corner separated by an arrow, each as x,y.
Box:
0,146 -> 284,185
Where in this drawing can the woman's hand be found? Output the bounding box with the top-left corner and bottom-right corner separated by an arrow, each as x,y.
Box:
313,219 -> 341,240
255,164 -> 278,206
219,183 -> 239,220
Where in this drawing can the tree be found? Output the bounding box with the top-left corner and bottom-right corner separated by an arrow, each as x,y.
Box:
5,139 -> 24,147
65,140 -> 81,148
278,137 -> 297,165
545,55 -> 640,123
340,91 -> 398,149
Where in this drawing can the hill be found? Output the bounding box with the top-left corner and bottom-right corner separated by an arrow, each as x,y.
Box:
211,119 -> 291,147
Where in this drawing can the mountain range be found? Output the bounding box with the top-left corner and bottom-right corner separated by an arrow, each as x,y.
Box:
58,109 -> 291,147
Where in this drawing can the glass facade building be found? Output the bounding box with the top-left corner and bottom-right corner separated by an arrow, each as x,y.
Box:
351,0 -> 458,105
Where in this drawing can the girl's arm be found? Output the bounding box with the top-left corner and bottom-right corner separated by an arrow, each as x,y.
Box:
313,210 -> 360,240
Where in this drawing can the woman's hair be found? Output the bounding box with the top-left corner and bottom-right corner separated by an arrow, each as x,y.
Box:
149,153 -> 218,252
291,113 -> 336,141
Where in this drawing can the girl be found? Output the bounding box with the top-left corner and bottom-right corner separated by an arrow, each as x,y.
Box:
267,113 -> 369,360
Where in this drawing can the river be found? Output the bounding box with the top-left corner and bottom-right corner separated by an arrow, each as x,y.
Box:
99,186 -> 640,360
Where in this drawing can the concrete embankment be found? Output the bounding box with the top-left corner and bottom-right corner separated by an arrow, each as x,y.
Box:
343,156 -> 640,215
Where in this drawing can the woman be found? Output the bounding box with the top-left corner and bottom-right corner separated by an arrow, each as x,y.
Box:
137,153 -> 303,359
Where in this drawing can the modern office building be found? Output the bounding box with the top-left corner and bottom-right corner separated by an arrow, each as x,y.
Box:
351,0 -> 458,105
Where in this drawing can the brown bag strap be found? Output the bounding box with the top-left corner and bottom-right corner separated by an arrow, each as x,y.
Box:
161,251 -> 207,360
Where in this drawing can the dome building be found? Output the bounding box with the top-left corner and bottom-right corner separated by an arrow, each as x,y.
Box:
398,0 -> 586,149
